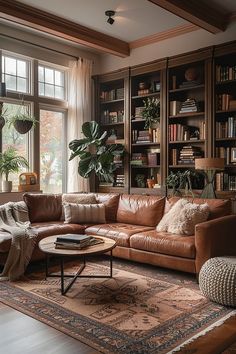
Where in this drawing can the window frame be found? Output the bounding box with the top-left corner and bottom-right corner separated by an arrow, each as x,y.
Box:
2,51 -> 32,95
0,50 -> 69,193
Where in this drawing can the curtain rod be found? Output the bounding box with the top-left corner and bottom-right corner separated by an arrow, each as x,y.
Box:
1,32 -> 80,60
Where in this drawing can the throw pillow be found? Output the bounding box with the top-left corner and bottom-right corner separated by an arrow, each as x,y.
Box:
156,199 -> 209,236
61,193 -> 97,220
64,203 -> 106,224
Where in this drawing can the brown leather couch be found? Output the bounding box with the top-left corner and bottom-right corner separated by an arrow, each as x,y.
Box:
0,192 -> 235,274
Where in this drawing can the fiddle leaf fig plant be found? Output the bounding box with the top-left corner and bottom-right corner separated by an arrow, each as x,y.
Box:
69,121 -> 124,182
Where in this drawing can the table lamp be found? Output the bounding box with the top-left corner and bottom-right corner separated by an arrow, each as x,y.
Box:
195,158 -> 224,198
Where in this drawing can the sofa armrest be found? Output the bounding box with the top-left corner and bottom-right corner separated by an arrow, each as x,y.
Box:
195,215 -> 236,273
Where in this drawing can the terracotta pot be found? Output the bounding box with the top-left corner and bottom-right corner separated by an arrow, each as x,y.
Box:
147,179 -> 155,188
14,120 -> 33,134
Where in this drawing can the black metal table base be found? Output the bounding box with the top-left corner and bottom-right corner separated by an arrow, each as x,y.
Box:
45,251 -> 113,295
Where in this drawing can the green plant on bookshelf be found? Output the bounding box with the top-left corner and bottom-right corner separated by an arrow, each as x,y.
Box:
142,97 -> 160,129
135,174 -> 146,188
166,170 -> 197,197
69,121 -> 124,183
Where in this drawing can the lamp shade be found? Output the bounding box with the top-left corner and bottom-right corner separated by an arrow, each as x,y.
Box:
195,158 -> 224,170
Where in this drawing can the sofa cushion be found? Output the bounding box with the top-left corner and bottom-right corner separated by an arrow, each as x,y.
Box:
62,193 -> 97,204
23,193 -> 62,222
130,230 -> 196,259
64,203 -> 106,224
117,194 -> 165,227
156,199 -> 209,235
169,197 -> 231,221
85,223 -> 154,247
95,193 -> 120,222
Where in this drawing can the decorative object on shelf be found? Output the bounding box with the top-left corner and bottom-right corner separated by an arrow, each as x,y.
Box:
135,174 -> 146,188
7,95 -> 38,134
69,121 -> 124,183
141,97 -> 160,129
195,158 -> 225,199
18,172 -> 40,192
184,67 -> 199,82
0,147 -> 29,192
147,177 -> 155,188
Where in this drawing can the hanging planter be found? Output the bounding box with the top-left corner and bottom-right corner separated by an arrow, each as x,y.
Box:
13,116 -> 34,134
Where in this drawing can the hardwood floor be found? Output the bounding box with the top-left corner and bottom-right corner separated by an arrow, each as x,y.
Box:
0,302 -> 99,354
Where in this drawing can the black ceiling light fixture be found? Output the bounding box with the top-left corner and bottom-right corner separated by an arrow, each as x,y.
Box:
105,10 -> 115,25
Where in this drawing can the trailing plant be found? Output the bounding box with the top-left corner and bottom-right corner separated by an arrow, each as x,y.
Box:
0,146 -> 29,181
69,121 -> 124,182
142,97 -> 160,129
135,174 -> 146,188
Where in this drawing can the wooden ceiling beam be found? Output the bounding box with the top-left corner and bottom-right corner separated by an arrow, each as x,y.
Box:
148,0 -> 229,33
0,0 -> 130,57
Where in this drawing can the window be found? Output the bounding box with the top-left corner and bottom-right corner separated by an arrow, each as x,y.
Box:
40,109 -> 66,193
2,102 -> 30,190
38,64 -> 65,100
2,54 -> 30,93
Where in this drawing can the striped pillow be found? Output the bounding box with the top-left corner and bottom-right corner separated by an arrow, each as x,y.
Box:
64,203 -> 106,224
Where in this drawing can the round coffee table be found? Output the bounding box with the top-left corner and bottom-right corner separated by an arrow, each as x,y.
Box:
39,235 -> 116,295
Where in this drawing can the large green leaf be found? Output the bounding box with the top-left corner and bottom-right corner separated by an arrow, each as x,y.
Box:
69,138 -> 90,152
82,121 -> 100,140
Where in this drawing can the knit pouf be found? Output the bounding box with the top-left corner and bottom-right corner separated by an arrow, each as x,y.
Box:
199,257 -> 236,307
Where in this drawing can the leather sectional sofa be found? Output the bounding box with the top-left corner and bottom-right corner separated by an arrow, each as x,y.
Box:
0,192 -> 236,275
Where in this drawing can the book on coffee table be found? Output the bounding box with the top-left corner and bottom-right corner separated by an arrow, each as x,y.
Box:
54,236 -> 104,250
56,234 -> 91,244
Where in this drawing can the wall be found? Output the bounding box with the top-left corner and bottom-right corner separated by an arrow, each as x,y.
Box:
99,21 -> 236,73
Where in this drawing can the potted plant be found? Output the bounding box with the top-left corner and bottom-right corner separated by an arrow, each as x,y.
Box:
142,97 -> 160,129
135,174 -> 146,188
8,112 -> 38,134
69,121 -> 124,183
166,170 -> 198,197
0,147 -> 29,192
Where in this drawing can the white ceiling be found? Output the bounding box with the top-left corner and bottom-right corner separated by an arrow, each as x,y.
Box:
2,0 -> 236,54
17,0 -> 188,41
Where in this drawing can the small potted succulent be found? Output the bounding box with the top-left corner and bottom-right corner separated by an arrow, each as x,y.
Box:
0,147 -> 29,192
135,174 -> 146,188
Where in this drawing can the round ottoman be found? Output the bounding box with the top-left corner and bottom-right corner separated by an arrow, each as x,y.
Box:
199,257 -> 236,307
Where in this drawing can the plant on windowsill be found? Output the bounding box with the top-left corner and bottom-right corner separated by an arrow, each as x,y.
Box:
69,121 -> 124,183
0,147 -> 29,192
142,97 -> 160,129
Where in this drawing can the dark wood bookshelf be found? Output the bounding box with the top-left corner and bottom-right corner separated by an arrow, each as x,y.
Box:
169,112 -> 205,119
169,139 -> 205,144
169,84 -> 205,93
131,165 -> 160,168
100,98 -> 124,104
132,142 -> 160,146
132,92 -> 160,100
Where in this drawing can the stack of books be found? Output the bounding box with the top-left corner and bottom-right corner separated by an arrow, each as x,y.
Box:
136,130 -> 152,143
133,106 -> 145,119
179,98 -> 199,113
178,145 -> 203,165
115,174 -> 125,187
130,152 -> 147,165
54,234 -> 104,250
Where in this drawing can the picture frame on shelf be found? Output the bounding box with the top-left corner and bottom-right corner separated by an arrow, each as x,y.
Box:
231,148 -> 236,163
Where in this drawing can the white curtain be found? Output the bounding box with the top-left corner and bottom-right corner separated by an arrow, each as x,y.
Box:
67,58 -> 93,192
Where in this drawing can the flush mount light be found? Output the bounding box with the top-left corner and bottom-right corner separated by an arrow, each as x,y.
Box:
105,10 -> 115,25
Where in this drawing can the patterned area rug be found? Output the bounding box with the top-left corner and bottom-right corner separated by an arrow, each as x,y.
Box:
0,257 -> 235,354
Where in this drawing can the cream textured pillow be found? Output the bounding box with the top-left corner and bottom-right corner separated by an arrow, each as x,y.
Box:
61,193 -> 97,220
156,199 -> 209,235
64,203 -> 106,224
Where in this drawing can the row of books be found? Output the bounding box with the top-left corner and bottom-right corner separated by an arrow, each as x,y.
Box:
100,110 -> 124,124
132,128 -> 160,143
216,116 -> 236,138
215,65 -> 236,82
54,234 -> 104,250
216,94 -> 235,111
115,174 -> 125,187
131,150 -> 160,166
170,146 -> 203,166
215,172 -> 236,191
100,88 -> 124,101
168,123 -> 205,141
215,146 -> 236,165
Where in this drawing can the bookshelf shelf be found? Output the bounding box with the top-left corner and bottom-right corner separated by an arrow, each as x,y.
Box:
169,84 -> 205,93
169,112 -> 205,119
100,98 -> 124,104
101,122 -> 124,127
169,165 -> 195,168
131,165 -> 160,168
132,142 -> 160,146
132,92 -> 160,100
169,139 -> 205,144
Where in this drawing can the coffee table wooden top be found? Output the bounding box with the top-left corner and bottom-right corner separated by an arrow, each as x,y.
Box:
39,235 -> 116,256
